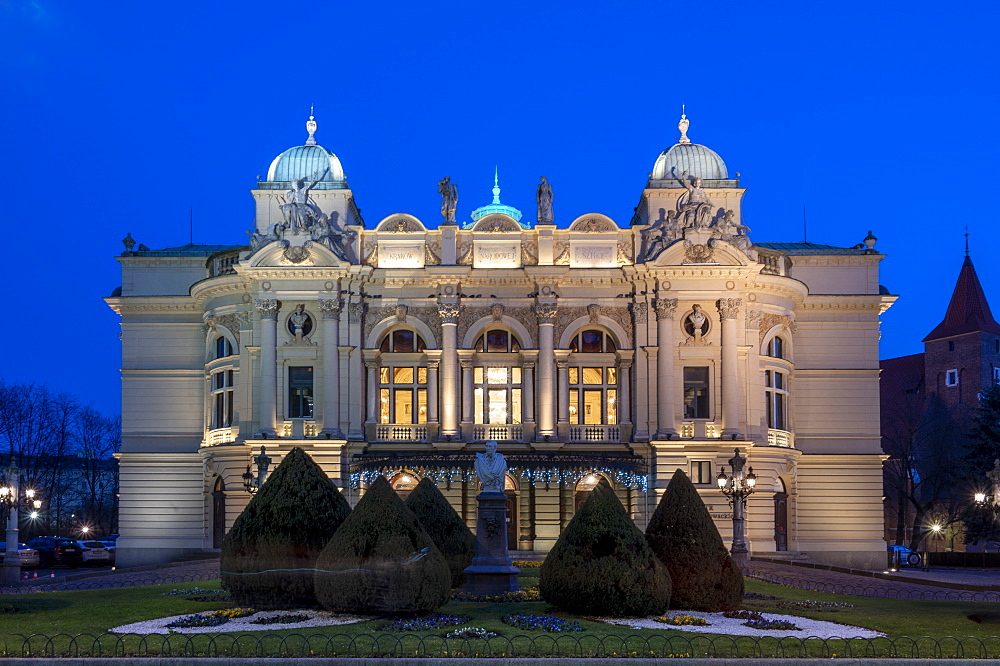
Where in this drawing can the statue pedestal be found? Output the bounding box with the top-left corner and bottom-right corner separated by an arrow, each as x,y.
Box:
462,490 -> 520,594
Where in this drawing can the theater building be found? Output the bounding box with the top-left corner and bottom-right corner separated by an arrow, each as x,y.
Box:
106,114 -> 894,568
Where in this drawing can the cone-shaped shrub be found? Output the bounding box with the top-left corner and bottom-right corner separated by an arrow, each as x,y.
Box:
645,468 -> 744,611
404,478 -> 476,587
315,476 -> 451,612
220,447 -> 352,609
539,478 -> 671,617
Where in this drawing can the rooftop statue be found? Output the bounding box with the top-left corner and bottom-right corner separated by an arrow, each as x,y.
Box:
474,440 -> 507,493
675,168 -> 716,229
537,176 -> 553,224
439,176 -> 458,224
281,172 -> 327,234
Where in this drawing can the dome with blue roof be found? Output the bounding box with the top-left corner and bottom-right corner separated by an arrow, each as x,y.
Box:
263,114 -> 348,189
465,169 -> 527,229
650,112 -> 732,185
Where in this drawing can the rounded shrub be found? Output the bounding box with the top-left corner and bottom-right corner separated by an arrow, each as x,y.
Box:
220,446 -> 352,609
315,475 -> 451,612
645,468 -> 744,611
539,478 -> 671,617
404,477 -> 476,587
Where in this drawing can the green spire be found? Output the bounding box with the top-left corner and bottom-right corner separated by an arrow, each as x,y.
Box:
492,166 -> 501,204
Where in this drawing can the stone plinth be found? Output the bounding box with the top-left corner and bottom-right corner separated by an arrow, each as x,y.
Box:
462,490 -> 520,593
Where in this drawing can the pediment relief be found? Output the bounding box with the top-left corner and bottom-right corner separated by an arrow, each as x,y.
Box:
568,213 -> 618,233
248,240 -> 346,268
472,213 -> 522,233
375,214 -> 426,233
653,237 -> 751,267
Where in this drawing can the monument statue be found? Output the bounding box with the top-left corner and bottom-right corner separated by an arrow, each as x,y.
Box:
474,440 -> 507,493
537,176 -> 553,224
281,173 -> 326,234
439,176 -> 458,224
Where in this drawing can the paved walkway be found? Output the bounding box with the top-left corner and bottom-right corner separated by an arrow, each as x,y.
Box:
0,558 -> 220,594
749,560 -> 1000,601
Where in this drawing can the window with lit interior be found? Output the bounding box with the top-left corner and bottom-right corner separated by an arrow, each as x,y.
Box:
473,366 -> 522,424
567,367 -> 618,425
379,366 -> 428,424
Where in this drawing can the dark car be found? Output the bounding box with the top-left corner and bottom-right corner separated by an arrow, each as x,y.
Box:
25,536 -> 83,568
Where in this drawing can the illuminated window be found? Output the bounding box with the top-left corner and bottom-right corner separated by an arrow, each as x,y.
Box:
211,369 -> 234,428
473,366 -> 522,424
474,329 -> 521,353
569,329 -> 616,353
379,366 -> 428,424
288,366 -> 314,418
683,367 -> 710,419
765,370 -> 787,430
379,329 -> 426,353
567,366 -> 618,425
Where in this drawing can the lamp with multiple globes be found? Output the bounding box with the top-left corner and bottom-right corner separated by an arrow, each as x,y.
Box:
1,467 -> 44,584
716,448 -> 756,575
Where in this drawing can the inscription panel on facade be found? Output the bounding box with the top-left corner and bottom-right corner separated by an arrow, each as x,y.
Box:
570,241 -> 618,268
377,242 -> 426,268
474,243 -> 521,268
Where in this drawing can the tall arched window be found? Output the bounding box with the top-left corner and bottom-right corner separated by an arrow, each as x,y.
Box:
569,329 -> 616,353
566,328 -> 621,431
377,328 -> 429,424
765,336 -> 784,359
471,330 -> 524,425
475,329 -> 521,353
214,336 -> 234,359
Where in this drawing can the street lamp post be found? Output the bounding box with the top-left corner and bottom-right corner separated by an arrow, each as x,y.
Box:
717,448 -> 756,575
1,466 -> 43,585
242,446 -> 272,495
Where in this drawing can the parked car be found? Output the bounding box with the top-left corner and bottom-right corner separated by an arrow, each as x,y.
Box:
887,544 -> 922,567
76,540 -> 111,565
0,542 -> 40,569
25,537 -> 83,568
99,540 -> 116,564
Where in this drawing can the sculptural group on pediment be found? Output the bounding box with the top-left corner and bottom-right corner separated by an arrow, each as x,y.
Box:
247,172 -> 353,261
639,168 -> 754,263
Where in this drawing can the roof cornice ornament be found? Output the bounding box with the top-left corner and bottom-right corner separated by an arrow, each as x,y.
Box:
678,104 -> 691,145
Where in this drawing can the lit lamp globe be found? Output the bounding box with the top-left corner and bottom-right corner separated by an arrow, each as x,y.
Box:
975,492 -> 987,505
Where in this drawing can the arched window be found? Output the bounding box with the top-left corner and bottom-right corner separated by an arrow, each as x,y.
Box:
390,473 -> 419,500
380,329 -> 426,353
474,329 -> 521,353
569,329 -> 616,353
765,336 -> 784,359
214,336 -> 234,359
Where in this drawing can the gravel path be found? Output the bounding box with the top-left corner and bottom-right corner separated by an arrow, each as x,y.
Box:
599,610 -> 886,640
111,609 -> 367,634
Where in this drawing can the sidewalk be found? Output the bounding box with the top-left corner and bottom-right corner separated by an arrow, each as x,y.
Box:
0,558 -> 220,594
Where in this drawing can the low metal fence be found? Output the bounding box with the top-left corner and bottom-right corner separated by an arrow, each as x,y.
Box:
2,632 -> 1000,659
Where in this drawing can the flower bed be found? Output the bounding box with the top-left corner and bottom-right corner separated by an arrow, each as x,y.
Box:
723,610 -> 763,620
452,587 -> 540,603
657,615 -> 709,626
502,613 -> 581,633
444,627 -> 499,640
380,613 -> 469,632
250,613 -> 312,625
743,617 -> 801,631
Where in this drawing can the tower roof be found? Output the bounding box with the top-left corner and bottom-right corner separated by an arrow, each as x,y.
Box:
649,111 -> 733,185
923,255 -> 1000,341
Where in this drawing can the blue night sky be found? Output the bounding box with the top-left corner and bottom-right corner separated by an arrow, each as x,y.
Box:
1,0 -> 997,417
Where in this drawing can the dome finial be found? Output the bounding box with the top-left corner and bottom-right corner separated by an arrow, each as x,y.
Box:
305,106 -> 317,146
492,166 -> 501,204
678,104 -> 691,144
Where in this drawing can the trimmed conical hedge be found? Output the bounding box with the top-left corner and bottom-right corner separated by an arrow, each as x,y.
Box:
539,478 -> 671,617
220,447 -> 352,609
404,477 -> 476,587
315,476 -> 452,612
646,468 -> 744,611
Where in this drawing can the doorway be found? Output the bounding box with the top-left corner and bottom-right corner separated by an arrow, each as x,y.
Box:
773,479 -> 788,552
212,477 -> 226,549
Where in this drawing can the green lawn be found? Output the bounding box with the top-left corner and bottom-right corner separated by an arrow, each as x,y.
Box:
1,574 -> 999,659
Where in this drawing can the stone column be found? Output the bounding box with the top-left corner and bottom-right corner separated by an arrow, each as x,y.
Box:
460,358 -> 474,424
523,362 -> 535,425
426,356 -> 440,424
365,359 -> 379,424
318,298 -> 342,437
347,301 -> 365,440
438,303 -> 461,436
556,358 -> 570,424
535,304 -> 557,437
652,298 -> 677,438
718,298 -> 743,437
618,360 -> 632,426
255,298 -> 280,435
